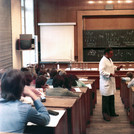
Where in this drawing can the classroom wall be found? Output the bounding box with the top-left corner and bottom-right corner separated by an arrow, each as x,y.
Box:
34,0 -> 134,64
11,0 -> 22,69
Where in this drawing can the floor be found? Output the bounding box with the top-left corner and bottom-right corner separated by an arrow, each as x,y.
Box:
86,90 -> 134,134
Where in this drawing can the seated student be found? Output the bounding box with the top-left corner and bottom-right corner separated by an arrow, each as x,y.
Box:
35,64 -> 41,75
62,74 -> 86,88
46,75 -> 79,97
23,71 -> 33,86
127,72 -> 134,88
0,69 -> 50,133
62,74 -> 76,91
46,68 -> 58,85
69,74 -> 87,88
37,68 -> 47,76
126,72 -> 134,80
36,75 -> 48,92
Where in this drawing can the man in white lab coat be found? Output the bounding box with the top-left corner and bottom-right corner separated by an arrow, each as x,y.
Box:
99,48 -> 122,121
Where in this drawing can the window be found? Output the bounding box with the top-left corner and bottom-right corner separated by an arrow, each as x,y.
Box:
21,0 -> 38,67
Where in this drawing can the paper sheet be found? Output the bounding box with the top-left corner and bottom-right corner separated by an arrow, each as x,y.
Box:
86,84 -> 92,89
74,87 -> 81,92
27,110 -> 66,127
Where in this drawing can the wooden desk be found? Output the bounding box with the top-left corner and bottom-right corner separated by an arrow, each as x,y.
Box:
121,79 -> 129,110
129,87 -> 134,125
66,70 -> 128,89
79,87 -> 92,123
66,70 -> 100,89
82,79 -> 97,110
43,97 -> 81,134
25,108 -> 68,134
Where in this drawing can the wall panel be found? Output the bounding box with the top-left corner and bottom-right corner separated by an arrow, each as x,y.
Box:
0,0 -> 12,69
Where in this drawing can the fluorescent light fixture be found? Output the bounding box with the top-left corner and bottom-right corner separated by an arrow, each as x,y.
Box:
88,1 -> 95,4
106,1 -> 113,4
117,0 -> 122,3
125,0 -> 133,3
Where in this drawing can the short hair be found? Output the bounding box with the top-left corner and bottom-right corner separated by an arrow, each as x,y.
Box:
52,75 -> 64,88
126,72 -> 133,79
36,75 -> 47,88
50,68 -> 58,79
104,47 -> 113,55
62,74 -> 72,89
23,71 -> 33,86
1,69 -> 25,101
68,74 -> 78,87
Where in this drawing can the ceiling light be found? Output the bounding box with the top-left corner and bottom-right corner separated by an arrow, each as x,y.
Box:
88,1 -> 95,4
106,1 -> 113,4
126,0 -> 133,3
117,0 -> 122,3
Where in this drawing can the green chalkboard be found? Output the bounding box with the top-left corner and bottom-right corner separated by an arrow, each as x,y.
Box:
83,29 -> 134,61
83,29 -> 134,48
83,48 -> 134,61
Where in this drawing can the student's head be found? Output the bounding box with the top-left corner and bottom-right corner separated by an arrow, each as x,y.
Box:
23,71 -> 33,86
58,70 -> 66,76
50,68 -> 58,79
126,72 -> 133,79
36,75 -> 47,88
104,47 -> 113,58
1,69 -> 25,101
63,74 -> 78,89
69,74 -> 78,87
62,74 -> 72,89
52,75 -> 64,88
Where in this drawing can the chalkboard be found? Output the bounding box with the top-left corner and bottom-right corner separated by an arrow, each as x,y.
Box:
83,48 -> 134,61
83,29 -> 134,48
83,29 -> 134,61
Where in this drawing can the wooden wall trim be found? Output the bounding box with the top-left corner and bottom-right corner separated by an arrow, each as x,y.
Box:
38,22 -> 76,26
77,10 -> 134,61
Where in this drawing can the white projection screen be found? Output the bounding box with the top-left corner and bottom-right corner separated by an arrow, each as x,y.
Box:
39,23 -> 75,62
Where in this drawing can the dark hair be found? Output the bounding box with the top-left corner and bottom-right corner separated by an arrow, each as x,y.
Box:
36,75 -> 47,88
104,47 -> 113,55
50,68 -> 58,79
23,71 -> 33,86
52,75 -> 64,88
69,74 -> 78,87
38,69 -> 47,76
63,74 -> 78,90
1,69 -> 25,101
126,72 -> 133,79
21,67 -> 29,72
62,74 -> 71,89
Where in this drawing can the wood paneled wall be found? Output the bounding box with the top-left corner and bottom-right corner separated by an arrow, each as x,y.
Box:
34,0 -> 134,63
84,16 -> 134,30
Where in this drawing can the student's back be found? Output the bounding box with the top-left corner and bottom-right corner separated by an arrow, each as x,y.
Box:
0,69 -> 50,133
46,75 -> 79,97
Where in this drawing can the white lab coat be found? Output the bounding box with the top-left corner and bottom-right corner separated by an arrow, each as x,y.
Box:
99,56 -> 117,96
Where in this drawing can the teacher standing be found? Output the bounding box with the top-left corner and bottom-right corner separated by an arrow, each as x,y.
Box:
99,47 -> 122,121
